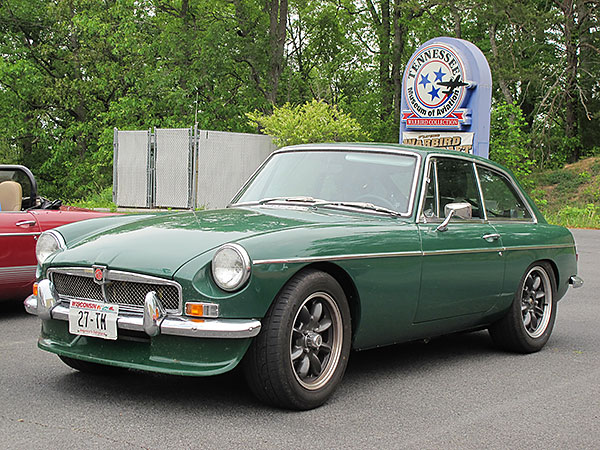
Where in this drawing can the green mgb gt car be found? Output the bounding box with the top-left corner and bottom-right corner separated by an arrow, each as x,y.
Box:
25,143 -> 582,410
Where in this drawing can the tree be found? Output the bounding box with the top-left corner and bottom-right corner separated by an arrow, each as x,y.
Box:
246,99 -> 368,146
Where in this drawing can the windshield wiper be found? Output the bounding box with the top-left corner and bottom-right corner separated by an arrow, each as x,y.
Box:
312,201 -> 403,217
232,196 -> 324,207
259,196 -> 324,205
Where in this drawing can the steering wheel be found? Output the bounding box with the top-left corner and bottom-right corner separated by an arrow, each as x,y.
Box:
355,194 -> 396,210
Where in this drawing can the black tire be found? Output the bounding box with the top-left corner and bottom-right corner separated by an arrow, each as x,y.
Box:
59,355 -> 125,375
489,262 -> 557,353
243,269 -> 352,410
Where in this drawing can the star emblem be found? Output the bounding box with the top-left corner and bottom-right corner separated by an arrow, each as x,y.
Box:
428,86 -> 440,100
433,68 -> 446,83
419,74 -> 430,88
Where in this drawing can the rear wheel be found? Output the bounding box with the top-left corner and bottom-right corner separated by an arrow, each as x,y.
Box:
489,262 -> 557,353
243,269 -> 351,410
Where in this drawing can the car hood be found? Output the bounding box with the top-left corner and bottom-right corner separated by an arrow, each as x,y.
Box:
50,207 -> 403,278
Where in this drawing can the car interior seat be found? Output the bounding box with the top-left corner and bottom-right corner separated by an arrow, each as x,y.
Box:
0,180 -> 23,211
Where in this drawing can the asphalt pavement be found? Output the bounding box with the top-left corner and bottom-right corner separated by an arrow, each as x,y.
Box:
1,229 -> 598,449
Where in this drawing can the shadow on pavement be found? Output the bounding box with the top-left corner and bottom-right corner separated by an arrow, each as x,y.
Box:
2,298 -> 30,319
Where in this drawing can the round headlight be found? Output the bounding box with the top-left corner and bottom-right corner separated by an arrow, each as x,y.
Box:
212,243 -> 251,292
36,231 -> 66,265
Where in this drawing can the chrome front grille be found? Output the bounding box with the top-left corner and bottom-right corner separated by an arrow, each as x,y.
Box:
105,280 -> 180,310
49,268 -> 182,313
52,272 -> 103,301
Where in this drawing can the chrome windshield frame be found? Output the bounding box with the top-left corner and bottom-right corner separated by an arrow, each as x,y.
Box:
229,146 -> 422,219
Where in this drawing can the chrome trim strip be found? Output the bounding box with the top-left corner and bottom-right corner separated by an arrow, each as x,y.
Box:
29,299 -> 261,339
48,267 -> 183,314
0,232 -> 40,237
423,248 -> 501,256
421,243 -> 574,256
253,243 -> 575,265
417,155 -> 434,223
472,163 -> 488,221
253,251 -> 422,265
434,160 -> 440,218
504,244 -> 575,252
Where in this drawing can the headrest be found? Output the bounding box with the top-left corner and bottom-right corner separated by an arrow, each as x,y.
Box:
0,180 -> 23,211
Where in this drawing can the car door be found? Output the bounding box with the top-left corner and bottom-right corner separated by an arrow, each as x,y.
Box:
0,211 -> 41,300
475,164 -> 542,300
416,156 -> 505,322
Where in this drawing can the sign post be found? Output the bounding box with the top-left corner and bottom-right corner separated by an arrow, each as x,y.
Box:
399,37 -> 492,158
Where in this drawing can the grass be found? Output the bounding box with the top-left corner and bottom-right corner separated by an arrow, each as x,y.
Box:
529,156 -> 600,228
69,186 -> 118,212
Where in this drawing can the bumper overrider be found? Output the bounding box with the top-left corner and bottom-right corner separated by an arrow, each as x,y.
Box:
25,279 -> 262,376
569,276 -> 584,289
25,279 -> 261,339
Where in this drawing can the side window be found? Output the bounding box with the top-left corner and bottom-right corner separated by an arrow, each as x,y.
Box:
435,158 -> 483,219
477,166 -> 532,220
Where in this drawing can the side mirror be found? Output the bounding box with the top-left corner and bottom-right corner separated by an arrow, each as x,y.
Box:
436,202 -> 472,232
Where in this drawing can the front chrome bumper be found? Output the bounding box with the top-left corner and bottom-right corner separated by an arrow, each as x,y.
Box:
24,279 -> 261,339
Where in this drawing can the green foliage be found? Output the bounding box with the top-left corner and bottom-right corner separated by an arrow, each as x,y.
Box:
530,188 -> 548,208
529,156 -> 600,228
70,186 -> 117,212
0,0 -> 598,200
545,204 -> 600,229
247,100 -> 368,147
542,169 -> 576,185
581,182 -> 600,204
489,102 -> 534,184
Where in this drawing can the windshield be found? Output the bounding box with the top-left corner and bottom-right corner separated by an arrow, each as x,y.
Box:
232,150 -> 418,215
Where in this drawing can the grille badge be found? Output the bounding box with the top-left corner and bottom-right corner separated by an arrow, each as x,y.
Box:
92,265 -> 108,285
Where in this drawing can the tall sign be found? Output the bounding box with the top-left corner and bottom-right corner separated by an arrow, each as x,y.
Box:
399,37 -> 492,158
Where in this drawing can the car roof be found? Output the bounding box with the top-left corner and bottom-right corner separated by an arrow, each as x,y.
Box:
277,142 -> 503,170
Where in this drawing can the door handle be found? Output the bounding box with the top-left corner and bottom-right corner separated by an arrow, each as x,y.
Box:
16,220 -> 36,227
482,233 -> 500,242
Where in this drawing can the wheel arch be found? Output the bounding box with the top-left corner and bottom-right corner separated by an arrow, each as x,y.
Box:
542,258 -> 560,287
301,262 -> 361,338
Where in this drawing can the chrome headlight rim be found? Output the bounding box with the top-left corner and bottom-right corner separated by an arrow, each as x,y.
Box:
36,230 -> 66,265
211,243 -> 252,292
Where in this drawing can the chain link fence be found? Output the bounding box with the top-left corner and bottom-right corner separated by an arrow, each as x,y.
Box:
113,128 -> 275,209
113,129 -> 152,208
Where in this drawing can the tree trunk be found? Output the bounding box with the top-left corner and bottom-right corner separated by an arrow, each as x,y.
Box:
489,23 -> 514,105
366,0 -> 394,121
450,3 -> 462,38
392,0 -> 406,127
380,0 -> 392,119
267,0 -> 288,104
560,0 -> 579,160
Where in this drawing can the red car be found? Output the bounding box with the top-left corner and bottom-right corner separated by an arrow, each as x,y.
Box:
0,165 -> 115,302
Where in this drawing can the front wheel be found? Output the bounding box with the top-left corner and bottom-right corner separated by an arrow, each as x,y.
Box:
489,262 -> 557,353
243,269 -> 351,410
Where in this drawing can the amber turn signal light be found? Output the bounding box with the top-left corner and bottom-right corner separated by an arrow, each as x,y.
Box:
33,282 -> 39,297
185,302 -> 219,318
